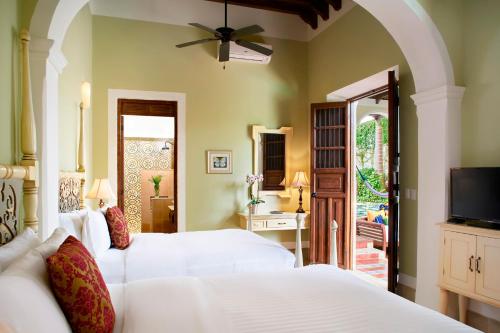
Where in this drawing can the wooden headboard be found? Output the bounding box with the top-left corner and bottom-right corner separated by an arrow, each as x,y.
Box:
0,30 -> 38,245
59,172 -> 85,213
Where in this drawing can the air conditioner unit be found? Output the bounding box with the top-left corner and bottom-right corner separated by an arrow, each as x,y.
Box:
219,41 -> 272,64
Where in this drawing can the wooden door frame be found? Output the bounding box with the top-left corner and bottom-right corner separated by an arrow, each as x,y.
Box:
347,82 -> 399,291
117,99 -> 178,232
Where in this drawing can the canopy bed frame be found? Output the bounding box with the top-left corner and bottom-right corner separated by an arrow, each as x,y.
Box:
0,30 -> 38,245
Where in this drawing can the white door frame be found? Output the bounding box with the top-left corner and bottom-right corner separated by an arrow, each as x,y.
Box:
30,0 -> 463,310
107,89 -> 186,232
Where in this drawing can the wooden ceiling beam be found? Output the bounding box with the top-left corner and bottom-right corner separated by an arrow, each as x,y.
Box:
310,0 -> 329,21
204,0 -> 342,29
328,0 -> 342,11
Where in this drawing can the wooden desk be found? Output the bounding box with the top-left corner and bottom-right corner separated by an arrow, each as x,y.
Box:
238,212 -> 309,231
239,212 -> 309,267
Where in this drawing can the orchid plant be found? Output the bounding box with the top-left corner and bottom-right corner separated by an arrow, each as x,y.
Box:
246,174 -> 265,206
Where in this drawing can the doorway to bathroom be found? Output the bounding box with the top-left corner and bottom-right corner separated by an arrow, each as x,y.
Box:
117,99 -> 177,234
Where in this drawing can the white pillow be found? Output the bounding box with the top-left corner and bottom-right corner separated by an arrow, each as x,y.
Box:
36,228 -> 69,260
58,209 -> 87,240
0,228 -> 73,333
0,228 -> 41,272
82,210 -> 111,258
0,255 -> 71,333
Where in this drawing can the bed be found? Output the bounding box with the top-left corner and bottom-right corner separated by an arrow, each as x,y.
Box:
0,255 -> 478,333
58,177 -> 296,283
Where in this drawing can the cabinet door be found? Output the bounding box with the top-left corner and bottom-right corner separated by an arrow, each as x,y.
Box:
442,231 -> 476,293
476,236 -> 500,301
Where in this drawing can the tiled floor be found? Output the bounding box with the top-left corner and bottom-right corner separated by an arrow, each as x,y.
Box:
355,236 -> 388,282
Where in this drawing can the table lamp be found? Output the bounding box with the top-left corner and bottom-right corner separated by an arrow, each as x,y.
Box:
291,171 -> 309,213
86,178 -> 115,208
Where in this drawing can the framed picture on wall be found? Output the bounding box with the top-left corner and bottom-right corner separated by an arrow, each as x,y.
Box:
206,150 -> 232,174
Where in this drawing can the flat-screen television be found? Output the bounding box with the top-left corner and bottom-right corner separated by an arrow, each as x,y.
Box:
451,168 -> 500,225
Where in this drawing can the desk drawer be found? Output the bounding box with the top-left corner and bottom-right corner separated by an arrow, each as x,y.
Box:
266,219 -> 296,229
251,220 -> 265,230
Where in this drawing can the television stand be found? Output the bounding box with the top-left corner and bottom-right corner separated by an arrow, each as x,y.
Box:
438,223 -> 500,323
447,218 -> 500,230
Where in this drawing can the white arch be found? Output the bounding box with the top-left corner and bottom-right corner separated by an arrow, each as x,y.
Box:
30,0 -> 464,311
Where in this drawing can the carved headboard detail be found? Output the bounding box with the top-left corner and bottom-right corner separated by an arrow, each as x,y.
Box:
59,172 -> 85,213
0,180 -> 22,245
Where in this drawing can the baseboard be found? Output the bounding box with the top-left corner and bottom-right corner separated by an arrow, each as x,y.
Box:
399,273 -> 417,289
281,241 -> 310,250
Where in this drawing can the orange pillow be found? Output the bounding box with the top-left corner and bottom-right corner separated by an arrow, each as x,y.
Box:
46,236 -> 115,333
367,210 -> 387,222
105,206 -> 130,249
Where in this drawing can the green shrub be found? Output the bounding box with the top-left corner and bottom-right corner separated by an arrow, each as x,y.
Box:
356,167 -> 387,203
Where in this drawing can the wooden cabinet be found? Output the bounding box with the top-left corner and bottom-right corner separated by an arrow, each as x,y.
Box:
475,236 -> 500,301
439,223 -> 500,323
150,197 -> 175,233
442,231 -> 476,293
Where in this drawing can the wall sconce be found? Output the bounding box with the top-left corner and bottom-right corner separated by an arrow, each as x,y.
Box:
78,81 -> 91,173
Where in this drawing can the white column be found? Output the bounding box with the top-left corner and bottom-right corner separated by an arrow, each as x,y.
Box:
29,37 -> 67,239
412,85 -> 465,310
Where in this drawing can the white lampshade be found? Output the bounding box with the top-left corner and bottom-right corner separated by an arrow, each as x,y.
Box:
81,81 -> 91,109
86,179 -> 115,201
290,171 -> 309,188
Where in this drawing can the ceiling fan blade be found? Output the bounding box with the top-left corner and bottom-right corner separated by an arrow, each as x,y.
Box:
189,23 -> 222,37
176,38 -> 218,48
219,41 -> 230,62
235,40 -> 273,56
231,25 -> 264,38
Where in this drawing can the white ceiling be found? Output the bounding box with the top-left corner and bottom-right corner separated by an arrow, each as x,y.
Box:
89,0 -> 356,42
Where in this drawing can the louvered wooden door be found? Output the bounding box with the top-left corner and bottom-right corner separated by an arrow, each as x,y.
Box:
310,102 -> 350,267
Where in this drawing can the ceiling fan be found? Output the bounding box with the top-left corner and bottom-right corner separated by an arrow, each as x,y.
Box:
176,0 -> 273,62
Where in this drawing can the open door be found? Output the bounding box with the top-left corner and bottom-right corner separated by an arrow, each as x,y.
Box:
310,102 -> 351,268
387,70 -> 400,293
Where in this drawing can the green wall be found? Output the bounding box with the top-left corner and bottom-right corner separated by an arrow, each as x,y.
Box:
461,0 -> 500,166
0,0 -> 21,164
91,16 -> 309,241
58,5 -> 93,193
308,6 -> 418,278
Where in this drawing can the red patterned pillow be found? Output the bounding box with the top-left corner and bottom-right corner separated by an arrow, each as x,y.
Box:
105,206 -> 130,249
46,236 -> 115,333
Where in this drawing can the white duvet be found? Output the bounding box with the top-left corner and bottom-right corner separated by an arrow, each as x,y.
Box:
98,229 -> 295,283
109,265 -> 477,333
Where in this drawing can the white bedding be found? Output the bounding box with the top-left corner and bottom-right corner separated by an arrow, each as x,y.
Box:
112,265 -> 478,333
98,229 -> 295,283
96,248 -> 126,283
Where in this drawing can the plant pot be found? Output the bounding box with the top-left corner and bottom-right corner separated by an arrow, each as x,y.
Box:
249,204 -> 258,215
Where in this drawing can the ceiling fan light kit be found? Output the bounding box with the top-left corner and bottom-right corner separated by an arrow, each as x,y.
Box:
176,0 -> 273,63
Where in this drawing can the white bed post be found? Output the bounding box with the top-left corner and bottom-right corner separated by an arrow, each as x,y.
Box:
295,213 -> 304,267
20,30 -> 39,233
247,204 -> 253,232
329,220 -> 338,267
77,102 -> 86,210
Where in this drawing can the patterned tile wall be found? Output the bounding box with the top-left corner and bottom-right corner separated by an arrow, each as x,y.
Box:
124,138 -> 174,232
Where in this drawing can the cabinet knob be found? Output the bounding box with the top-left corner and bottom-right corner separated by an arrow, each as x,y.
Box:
311,192 -> 317,198
476,257 -> 481,274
